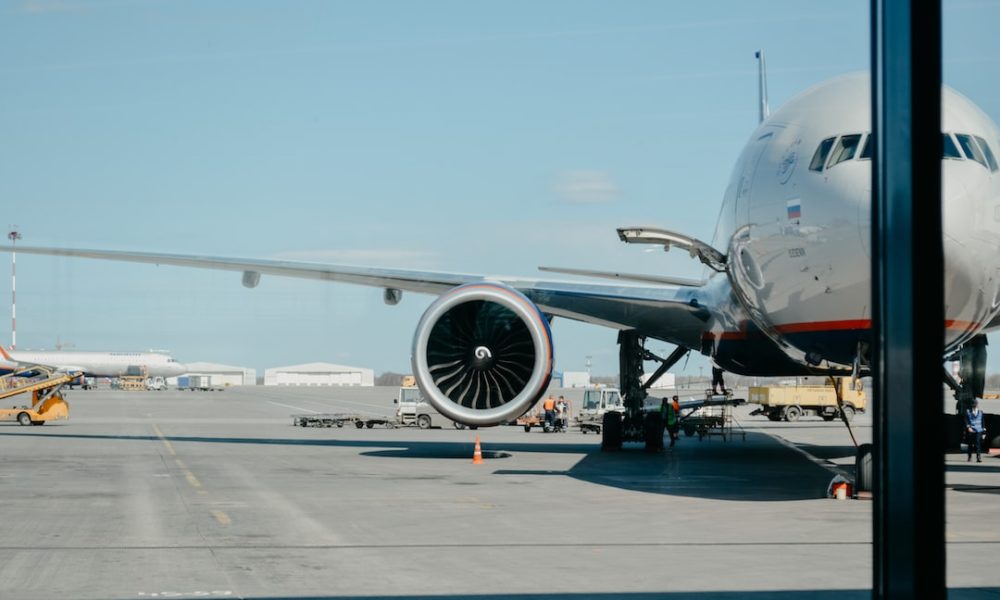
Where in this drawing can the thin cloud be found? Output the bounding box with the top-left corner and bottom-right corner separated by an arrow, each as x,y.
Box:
19,0 -> 78,13
553,170 -> 621,204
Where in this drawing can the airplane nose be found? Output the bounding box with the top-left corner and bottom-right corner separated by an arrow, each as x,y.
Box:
942,164 -> 1000,349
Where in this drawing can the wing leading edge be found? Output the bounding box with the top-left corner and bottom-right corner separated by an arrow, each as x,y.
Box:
9,246 -> 712,350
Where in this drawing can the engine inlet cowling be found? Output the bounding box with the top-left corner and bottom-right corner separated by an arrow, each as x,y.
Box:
411,283 -> 553,426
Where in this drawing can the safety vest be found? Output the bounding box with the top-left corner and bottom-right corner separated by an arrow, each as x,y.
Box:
543,398 -> 555,411
663,402 -> 676,426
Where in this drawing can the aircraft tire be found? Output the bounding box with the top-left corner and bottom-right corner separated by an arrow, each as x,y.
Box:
601,412 -> 623,451
644,412 -> 664,452
855,443 -> 874,493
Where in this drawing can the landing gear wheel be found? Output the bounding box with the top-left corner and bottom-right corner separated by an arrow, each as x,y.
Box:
840,405 -> 856,422
644,412 -> 664,451
601,412 -> 623,451
783,405 -> 802,422
16,412 -> 31,426
417,415 -> 432,430
855,443 -> 873,493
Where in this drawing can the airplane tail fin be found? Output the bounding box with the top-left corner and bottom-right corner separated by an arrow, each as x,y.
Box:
755,50 -> 770,123
0,346 -> 12,361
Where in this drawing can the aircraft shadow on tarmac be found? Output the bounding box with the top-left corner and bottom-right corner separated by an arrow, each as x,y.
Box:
125,589 -> 995,600
0,430 -> 838,502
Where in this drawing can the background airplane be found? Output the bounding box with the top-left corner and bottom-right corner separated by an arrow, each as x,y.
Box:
0,347 -> 187,379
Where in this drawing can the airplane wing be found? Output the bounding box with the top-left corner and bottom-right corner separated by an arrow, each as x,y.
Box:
11,246 -> 712,349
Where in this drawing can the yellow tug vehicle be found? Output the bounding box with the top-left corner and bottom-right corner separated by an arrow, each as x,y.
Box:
0,364 -> 76,426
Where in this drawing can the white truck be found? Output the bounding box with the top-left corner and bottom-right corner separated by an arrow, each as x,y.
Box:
394,386 -> 467,429
575,387 -> 624,434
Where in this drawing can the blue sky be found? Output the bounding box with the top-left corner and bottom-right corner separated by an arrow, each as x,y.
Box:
1,1 -> 998,377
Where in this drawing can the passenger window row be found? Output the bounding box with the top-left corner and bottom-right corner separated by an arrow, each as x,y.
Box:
809,131 -> 999,172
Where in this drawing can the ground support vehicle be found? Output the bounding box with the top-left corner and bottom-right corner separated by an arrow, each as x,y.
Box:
748,379 -> 866,422
678,392 -> 747,442
292,413 -> 397,429
394,385 -> 465,429
0,365 -> 76,425
177,375 -> 220,391
574,387 -> 624,434
517,408 -> 567,432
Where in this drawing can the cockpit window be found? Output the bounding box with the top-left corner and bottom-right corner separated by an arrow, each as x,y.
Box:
859,134 -> 872,160
974,135 -> 999,172
809,137 -> 835,172
943,133 -> 962,159
827,134 -> 862,168
956,133 -> 988,168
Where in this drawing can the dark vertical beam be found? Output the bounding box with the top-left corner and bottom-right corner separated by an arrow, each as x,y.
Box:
870,0 -> 945,598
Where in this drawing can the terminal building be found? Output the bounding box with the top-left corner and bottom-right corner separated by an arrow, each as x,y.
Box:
264,362 -> 374,387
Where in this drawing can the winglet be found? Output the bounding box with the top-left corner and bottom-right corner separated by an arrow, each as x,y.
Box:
755,50 -> 770,123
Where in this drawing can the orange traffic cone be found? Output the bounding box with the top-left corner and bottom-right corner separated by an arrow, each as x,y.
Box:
472,435 -> 484,465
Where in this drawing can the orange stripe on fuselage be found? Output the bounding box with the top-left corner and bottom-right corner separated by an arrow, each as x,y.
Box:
707,318 -> 982,339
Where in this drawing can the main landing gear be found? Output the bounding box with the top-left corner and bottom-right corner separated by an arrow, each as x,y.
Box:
943,334 -> 997,451
601,331 -> 689,452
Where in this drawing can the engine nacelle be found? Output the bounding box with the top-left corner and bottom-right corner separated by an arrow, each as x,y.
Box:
411,283 -> 553,427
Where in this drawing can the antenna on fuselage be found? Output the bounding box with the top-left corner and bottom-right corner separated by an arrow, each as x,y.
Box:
755,50 -> 770,123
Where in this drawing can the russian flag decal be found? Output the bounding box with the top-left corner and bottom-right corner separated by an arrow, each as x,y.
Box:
786,199 -> 801,219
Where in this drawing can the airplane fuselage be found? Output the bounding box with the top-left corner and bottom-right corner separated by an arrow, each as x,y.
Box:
4,349 -> 187,378
701,73 -> 1000,375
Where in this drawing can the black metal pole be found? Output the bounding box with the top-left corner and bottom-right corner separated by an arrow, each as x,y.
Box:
870,0 -> 945,597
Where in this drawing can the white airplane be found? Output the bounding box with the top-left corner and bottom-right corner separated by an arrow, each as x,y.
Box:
0,347 -> 187,379
7,71 -> 1000,448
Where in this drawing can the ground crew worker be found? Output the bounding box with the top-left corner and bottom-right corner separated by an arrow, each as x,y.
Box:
556,396 -> 568,432
662,398 -> 678,447
711,366 -> 727,395
965,397 -> 986,462
543,395 -> 556,430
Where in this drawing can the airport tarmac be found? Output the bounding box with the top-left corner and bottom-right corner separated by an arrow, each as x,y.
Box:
0,386 -> 997,600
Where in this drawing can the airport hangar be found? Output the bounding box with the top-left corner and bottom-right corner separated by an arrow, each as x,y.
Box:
263,362 -> 374,387
164,361 -> 374,387
166,361 -> 257,387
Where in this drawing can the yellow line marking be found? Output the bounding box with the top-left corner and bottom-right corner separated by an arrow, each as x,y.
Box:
184,472 -> 202,488
152,424 -> 176,456
211,510 -> 232,526
174,458 -> 186,469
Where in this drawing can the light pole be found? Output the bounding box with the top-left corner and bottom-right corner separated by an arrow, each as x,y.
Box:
8,229 -> 21,350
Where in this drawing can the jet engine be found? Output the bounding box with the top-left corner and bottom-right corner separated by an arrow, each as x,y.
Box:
411,283 -> 553,426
